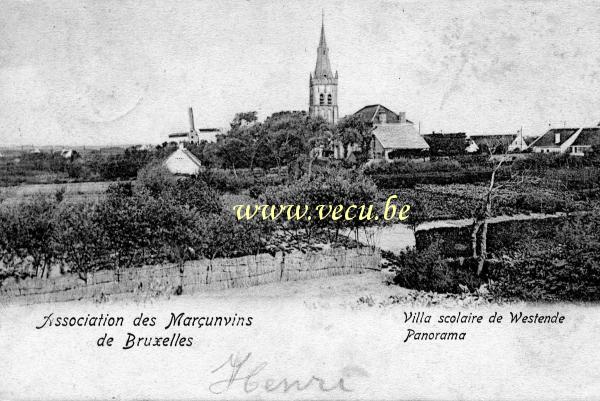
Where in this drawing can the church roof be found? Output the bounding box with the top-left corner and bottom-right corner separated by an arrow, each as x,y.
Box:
372,124 -> 430,150
313,16 -> 334,79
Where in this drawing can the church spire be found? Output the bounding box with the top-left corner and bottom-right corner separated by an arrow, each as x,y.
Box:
319,10 -> 327,48
314,11 -> 333,79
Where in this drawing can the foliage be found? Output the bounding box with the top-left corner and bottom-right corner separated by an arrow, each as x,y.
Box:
53,203 -> 109,281
263,167 -> 378,241
390,245 -> 484,293
487,215 -> 600,302
395,214 -> 600,301
0,195 -> 58,280
334,114 -> 373,162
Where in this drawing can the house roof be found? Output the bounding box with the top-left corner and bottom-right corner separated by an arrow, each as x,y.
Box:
353,104 -> 414,124
571,127 -> 600,147
372,124 -> 430,150
165,146 -> 203,169
523,136 -> 539,146
181,148 -> 202,167
468,134 -> 516,144
530,128 -> 579,148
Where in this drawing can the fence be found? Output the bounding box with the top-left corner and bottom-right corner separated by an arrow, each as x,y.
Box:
0,246 -> 380,304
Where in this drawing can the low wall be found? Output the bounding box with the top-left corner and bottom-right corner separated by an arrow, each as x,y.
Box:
415,216 -> 567,258
0,246 -> 381,304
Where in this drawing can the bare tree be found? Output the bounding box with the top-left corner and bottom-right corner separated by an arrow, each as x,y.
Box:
471,138 -> 509,276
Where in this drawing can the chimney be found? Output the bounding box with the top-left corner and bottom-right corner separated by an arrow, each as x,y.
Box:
188,107 -> 195,132
554,132 -> 560,144
399,111 -> 406,124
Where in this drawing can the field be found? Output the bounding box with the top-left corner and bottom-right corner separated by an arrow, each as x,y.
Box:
0,181 -> 114,205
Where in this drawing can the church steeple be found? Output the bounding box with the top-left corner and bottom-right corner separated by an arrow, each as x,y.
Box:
308,12 -> 339,125
314,12 -> 333,79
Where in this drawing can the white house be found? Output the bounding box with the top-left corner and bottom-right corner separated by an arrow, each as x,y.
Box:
529,127 -> 600,155
507,130 -> 530,152
163,143 -> 204,175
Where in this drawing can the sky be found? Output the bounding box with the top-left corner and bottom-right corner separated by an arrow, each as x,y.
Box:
1,0 -> 599,146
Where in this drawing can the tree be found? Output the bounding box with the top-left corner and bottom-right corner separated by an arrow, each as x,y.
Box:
216,136 -> 249,174
335,115 -> 373,162
230,111 -> 258,131
263,167 -> 378,243
53,203 -> 108,282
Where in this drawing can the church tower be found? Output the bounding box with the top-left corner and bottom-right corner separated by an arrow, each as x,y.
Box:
309,14 -> 338,125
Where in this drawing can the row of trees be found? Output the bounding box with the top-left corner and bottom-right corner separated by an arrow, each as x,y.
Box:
0,166 -> 272,284
0,163 -> 386,285
187,111 -> 374,174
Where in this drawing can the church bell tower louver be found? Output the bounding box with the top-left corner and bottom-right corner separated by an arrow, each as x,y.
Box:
309,13 -> 338,125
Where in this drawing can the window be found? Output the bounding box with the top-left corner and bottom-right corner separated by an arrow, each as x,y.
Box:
319,93 -> 324,105
327,94 -> 332,105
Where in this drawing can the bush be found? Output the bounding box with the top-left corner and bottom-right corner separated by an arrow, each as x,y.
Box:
0,195 -> 59,280
199,170 -> 254,193
395,214 -> 600,301
487,215 -> 600,302
263,167 -> 378,237
390,245 -> 484,293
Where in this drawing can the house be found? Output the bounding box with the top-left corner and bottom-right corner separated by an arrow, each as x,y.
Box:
60,149 -> 80,161
423,132 -> 467,156
568,128 -> 600,156
467,134 -> 516,154
507,130 -> 533,152
370,124 -> 429,160
529,127 -> 600,155
332,104 -> 418,160
163,143 -> 204,175
353,104 -> 413,125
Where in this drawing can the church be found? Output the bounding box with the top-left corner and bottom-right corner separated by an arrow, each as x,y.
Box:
308,16 -> 339,125
307,16 -> 429,160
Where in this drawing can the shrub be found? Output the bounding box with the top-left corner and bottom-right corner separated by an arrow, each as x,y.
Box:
199,170 -> 254,193
263,167 -> 378,238
53,203 -> 109,281
488,215 -> 600,302
391,244 -> 484,293
0,195 -> 58,279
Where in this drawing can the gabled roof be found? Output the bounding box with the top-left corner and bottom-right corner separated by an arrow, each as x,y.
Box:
181,148 -> 202,167
164,146 -> 202,168
353,104 -> 413,124
529,128 -> 579,148
372,124 -> 429,150
571,127 -> 600,147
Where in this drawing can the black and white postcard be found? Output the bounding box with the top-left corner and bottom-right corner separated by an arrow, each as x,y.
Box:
1,0 -> 599,399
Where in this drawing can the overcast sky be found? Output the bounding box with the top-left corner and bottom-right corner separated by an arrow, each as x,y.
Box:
1,0 -> 599,146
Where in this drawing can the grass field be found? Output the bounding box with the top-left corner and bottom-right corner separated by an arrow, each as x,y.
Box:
0,181 -> 116,205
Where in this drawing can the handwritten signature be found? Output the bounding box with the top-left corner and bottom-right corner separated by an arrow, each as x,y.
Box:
209,352 -> 353,394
